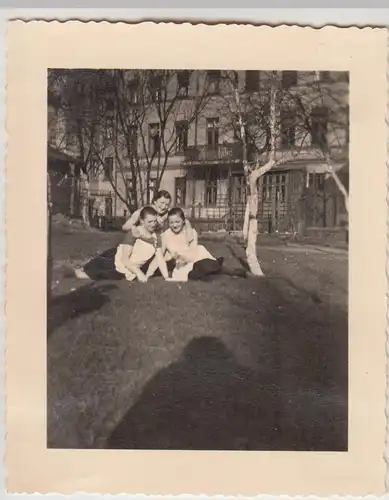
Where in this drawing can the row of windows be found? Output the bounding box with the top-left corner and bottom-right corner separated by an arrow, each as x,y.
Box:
64,105 -> 331,158
140,106 -> 330,157
173,172 -> 326,207
95,172 -> 327,218
101,70 -> 347,108
127,70 -> 344,100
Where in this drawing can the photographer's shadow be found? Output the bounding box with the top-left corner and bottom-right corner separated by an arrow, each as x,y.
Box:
107,336 -> 280,450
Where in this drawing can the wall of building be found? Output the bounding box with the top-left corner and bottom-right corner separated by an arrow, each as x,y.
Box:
49,70 -> 349,231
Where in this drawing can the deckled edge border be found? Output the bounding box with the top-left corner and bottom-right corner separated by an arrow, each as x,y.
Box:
2,19 -> 388,499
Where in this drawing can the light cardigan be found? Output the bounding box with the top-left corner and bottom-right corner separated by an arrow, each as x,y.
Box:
115,231 -> 162,281
162,228 -> 215,281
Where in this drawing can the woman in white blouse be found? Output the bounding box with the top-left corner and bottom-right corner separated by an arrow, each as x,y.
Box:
161,208 -> 223,282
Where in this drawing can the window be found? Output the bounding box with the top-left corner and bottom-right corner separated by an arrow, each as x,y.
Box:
275,173 -> 287,202
104,157 -> 114,181
319,71 -> 331,83
129,125 -> 138,155
280,109 -> 296,148
245,70 -> 260,92
128,79 -> 139,104
105,197 -> 113,218
205,169 -> 218,206
149,73 -> 163,102
148,123 -> 161,155
148,177 -> 157,202
282,71 -> 298,89
262,175 -> 272,201
106,98 -> 114,112
125,178 -> 136,209
339,71 -> 349,83
48,119 -> 57,144
207,70 -> 221,94
247,142 -> 257,162
206,117 -> 219,148
311,106 -> 328,148
175,177 -> 186,206
177,70 -> 190,97
231,173 -> 246,204
89,156 -> 99,180
309,173 -> 325,191
66,121 -> 78,148
175,121 -> 188,154
103,116 -> 114,140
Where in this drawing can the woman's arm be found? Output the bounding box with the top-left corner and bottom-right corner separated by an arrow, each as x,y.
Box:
145,255 -> 159,279
155,248 -> 171,280
188,228 -> 198,249
161,231 -> 174,262
185,219 -> 196,243
122,208 -> 142,232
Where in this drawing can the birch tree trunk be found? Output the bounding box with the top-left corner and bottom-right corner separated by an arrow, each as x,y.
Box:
245,170 -> 263,275
69,162 -> 76,216
234,88 -> 250,242
244,71 -> 278,277
80,174 -> 90,225
325,154 -> 349,213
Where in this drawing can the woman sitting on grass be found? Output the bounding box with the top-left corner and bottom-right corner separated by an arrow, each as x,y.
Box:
123,189 -> 194,242
160,208 -> 224,282
75,206 -> 171,283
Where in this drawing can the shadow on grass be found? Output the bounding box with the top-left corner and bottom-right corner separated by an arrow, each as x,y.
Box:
106,336 -> 281,451
106,278 -> 348,452
47,283 -> 118,337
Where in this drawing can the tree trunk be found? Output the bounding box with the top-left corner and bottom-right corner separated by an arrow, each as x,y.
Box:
325,150 -> 349,214
80,175 -> 90,225
328,168 -> 349,213
244,70 -> 278,276
69,162 -> 75,216
242,202 -> 249,240
246,172 -> 264,276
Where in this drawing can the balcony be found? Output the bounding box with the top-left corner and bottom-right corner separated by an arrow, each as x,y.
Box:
182,144 -> 243,165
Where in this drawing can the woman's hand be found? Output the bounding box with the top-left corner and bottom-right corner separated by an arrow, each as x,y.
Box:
175,256 -> 188,269
137,272 -> 148,283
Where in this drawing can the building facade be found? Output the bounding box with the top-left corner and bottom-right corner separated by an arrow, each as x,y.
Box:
51,69 -> 349,234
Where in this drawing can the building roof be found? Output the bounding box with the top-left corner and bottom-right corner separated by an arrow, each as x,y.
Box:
48,146 -> 81,164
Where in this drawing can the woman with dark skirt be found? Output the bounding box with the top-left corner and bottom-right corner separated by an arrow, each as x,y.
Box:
75,206 -> 172,282
161,208 -> 246,282
75,191 -> 177,281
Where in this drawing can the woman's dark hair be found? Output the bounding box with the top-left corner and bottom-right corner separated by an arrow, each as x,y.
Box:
139,206 -> 158,220
168,207 -> 186,221
152,190 -> 172,203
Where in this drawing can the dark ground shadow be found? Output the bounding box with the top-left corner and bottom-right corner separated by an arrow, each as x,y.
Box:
107,336 -> 282,451
106,275 -> 348,452
47,283 -> 118,336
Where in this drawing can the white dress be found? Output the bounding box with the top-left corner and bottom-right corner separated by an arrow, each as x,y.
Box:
115,238 -> 157,281
162,228 -> 215,282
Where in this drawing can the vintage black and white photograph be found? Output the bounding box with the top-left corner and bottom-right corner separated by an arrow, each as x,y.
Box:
46,67 -> 349,451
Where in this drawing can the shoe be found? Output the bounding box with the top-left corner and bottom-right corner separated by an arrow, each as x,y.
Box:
74,268 -> 90,280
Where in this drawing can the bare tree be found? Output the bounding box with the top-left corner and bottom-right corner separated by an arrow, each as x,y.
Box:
221,71 -> 299,276
109,70 -> 211,207
282,71 -> 349,213
49,69 -> 212,218
48,69 -> 110,223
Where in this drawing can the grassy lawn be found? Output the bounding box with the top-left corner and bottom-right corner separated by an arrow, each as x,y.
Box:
47,223 -> 348,451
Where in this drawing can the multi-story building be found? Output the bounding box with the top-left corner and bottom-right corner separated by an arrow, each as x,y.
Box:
47,89 -> 82,217
58,69 -> 349,234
